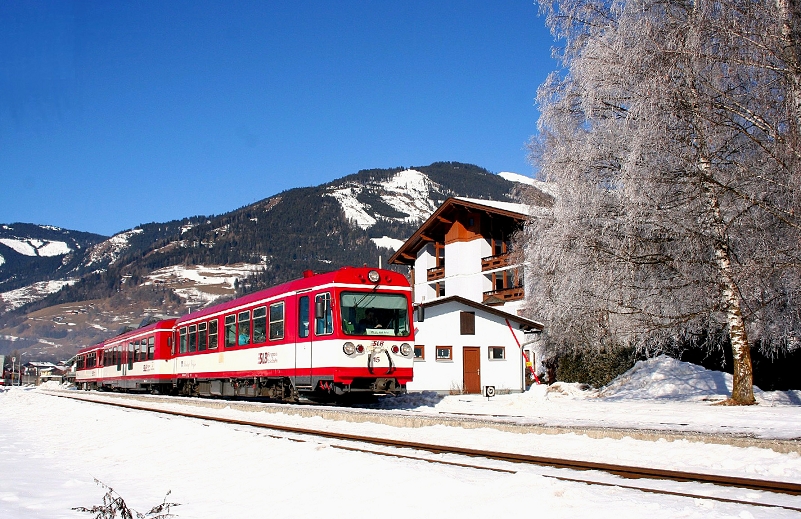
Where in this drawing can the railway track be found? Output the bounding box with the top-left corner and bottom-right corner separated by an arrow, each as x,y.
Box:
51,391 -> 801,512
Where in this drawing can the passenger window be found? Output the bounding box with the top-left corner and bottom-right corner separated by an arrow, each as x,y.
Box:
225,315 -> 236,347
148,337 -> 155,360
209,319 -> 218,349
315,293 -> 333,335
270,302 -> 284,340
198,322 -> 207,351
179,327 -> 187,353
298,296 -> 309,338
238,311 -> 251,345
253,307 -> 267,343
189,324 -> 197,352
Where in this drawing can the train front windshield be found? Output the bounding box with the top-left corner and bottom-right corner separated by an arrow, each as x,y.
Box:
340,292 -> 411,337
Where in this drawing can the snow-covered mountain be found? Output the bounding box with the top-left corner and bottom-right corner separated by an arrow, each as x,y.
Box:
0,224 -> 107,295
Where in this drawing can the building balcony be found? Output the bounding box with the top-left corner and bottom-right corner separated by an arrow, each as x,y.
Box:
427,265 -> 445,281
482,285 -> 524,303
481,253 -> 511,271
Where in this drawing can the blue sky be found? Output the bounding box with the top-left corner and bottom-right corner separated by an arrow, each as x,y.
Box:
0,1 -> 556,236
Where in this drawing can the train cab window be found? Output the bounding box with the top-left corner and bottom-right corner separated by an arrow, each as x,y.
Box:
179,327 -> 188,353
225,315 -> 236,347
298,296 -> 310,338
238,311 -> 251,345
189,324 -> 197,352
269,302 -> 284,340
208,319 -> 218,349
148,337 -> 155,360
198,323 -> 207,351
253,307 -> 267,343
315,293 -> 333,335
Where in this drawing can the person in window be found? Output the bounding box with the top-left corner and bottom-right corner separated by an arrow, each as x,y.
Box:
239,331 -> 249,345
357,310 -> 382,333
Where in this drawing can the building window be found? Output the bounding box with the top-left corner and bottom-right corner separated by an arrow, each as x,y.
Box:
436,346 -> 452,360
437,282 -> 445,297
488,346 -> 505,360
460,311 -> 475,335
414,345 -> 425,360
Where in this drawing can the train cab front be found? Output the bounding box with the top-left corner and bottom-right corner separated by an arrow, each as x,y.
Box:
318,280 -> 414,398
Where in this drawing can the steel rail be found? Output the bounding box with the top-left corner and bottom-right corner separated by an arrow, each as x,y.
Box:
54,392 -> 801,505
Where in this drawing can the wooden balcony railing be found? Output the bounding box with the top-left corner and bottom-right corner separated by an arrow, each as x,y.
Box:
482,286 -> 524,303
427,265 -> 445,281
481,253 -> 511,271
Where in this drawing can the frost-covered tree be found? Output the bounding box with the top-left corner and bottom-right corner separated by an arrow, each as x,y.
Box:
521,0 -> 801,404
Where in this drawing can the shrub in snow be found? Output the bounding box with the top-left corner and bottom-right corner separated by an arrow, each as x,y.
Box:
73,479 -> 179,519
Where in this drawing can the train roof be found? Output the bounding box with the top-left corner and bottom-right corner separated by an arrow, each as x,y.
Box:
175,266 -> 410,325
76,318 -> 177,354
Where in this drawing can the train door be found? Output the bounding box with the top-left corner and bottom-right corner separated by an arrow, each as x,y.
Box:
294,292 -> 312,387
312,292 -> 334,383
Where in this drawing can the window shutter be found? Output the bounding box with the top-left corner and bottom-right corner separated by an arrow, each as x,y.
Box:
460,311 -> 475,335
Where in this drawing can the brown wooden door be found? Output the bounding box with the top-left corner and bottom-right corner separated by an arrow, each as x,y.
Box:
463,347 -> 481,394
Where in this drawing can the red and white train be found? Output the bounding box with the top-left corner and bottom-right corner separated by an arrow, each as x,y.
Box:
74,267 -> 414,400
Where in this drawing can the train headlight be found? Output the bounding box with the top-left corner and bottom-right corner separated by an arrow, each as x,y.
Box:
392,345 -> 399,354
368,270 -> 380,283
343,342 -> 356,355
356,344 -> 364,353
400,343 -> 412,356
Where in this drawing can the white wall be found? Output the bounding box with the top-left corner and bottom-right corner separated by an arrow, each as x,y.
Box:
413,244 -> 435,304
441,239 -> 493,302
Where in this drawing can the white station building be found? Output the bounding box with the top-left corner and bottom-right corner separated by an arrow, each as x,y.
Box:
390,197 -> 544,395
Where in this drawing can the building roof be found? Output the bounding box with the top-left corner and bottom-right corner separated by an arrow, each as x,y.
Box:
417,295 -> 543,331
389,197 -> 529,265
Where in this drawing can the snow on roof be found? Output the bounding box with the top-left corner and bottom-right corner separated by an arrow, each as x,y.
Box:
453,197 -> 530,216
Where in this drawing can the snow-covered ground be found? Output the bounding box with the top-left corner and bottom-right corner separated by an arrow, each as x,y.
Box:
1,357 -> 799,518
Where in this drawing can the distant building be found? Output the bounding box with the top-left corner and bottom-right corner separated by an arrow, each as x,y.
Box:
390,197 -> 544,394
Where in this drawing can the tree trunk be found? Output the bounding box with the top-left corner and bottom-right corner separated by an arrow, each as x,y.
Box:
777,0 -> 801,137
700,166 -> 756,405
